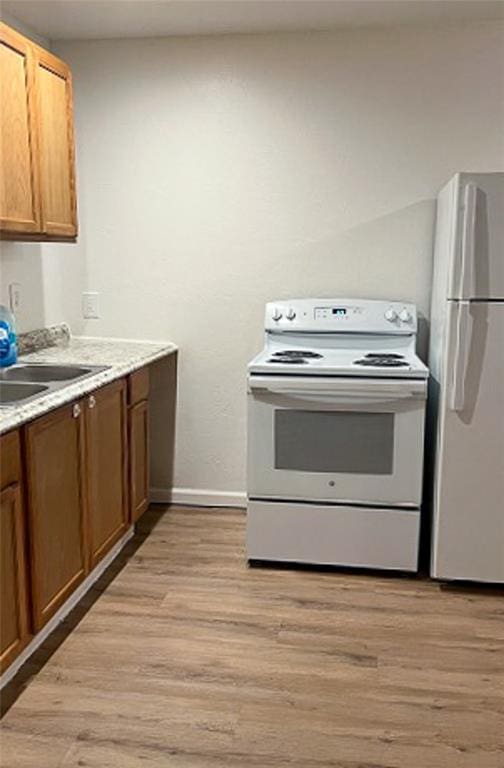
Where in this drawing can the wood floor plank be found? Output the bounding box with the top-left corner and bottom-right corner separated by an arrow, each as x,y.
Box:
1,506 -> 503,768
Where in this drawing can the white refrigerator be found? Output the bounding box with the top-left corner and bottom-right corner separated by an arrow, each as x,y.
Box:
429,172 -> 504,583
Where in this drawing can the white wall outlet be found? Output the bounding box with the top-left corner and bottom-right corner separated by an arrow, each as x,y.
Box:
8,282 -> 22,313
82,291 -> 100,319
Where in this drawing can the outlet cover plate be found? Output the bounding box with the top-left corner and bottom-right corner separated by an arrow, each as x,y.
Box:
82,291 -> 99,319
9,282 -> 22,313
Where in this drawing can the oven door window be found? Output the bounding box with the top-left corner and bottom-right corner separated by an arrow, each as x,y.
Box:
274,409 -> 394,475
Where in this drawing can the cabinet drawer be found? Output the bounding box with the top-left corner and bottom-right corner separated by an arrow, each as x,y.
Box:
128,367 -> 149,406
0,429 -> 22,489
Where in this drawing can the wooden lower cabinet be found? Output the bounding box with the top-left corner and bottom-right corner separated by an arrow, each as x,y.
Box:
85,380 -> 128,568
25,401 -> 88,631
129,399 -> 149,522
0,367 -> 153,672
0,431 -> 30,673
128,367 -> 150,522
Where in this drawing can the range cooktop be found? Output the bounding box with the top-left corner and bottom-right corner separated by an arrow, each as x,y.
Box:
248,298 -> 429,379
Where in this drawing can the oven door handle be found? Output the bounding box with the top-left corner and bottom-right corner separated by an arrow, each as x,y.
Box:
249,390 -> 419,406
248,377 -> 426,402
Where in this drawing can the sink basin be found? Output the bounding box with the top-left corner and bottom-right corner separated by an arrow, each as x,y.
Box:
0,363 -> 110,409
1,364 -> 93,383
0,381 -> 49,404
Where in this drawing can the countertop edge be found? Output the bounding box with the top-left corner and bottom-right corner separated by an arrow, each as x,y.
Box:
0,340 -> 177,435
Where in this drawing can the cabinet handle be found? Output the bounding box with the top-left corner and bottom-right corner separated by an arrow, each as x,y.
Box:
72,403 -> 81,419
88,395 -> 96,409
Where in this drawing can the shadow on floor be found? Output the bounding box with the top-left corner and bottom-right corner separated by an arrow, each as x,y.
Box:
0,507 -> 167,718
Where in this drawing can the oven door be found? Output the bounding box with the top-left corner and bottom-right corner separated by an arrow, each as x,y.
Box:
248,375 -> 427,506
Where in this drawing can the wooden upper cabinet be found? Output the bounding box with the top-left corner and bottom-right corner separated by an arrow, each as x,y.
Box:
86,381 -> 129,568
34,48 -> 77,237
0,24 -> 41,233
25,401 -> 88,631
0,22 -> 77,240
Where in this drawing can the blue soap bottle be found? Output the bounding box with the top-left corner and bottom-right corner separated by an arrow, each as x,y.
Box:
0,304 -> 18,367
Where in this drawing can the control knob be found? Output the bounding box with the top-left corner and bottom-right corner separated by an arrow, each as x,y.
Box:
384,308 -> 398,322
399,308 -> 412,323
286,308 -> 296,321
272,308 -> 283,321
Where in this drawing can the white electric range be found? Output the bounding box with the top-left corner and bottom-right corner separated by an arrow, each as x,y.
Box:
246,298 -> 429,572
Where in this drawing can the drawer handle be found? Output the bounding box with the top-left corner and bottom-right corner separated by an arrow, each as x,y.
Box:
72,403 -> 81,419
88,395 -> 96,409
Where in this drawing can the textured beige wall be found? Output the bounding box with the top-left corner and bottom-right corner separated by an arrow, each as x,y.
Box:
2,21 -> 503,499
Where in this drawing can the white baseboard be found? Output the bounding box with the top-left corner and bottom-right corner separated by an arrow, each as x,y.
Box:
0,526 -> 134,690
150,486 -> 246,509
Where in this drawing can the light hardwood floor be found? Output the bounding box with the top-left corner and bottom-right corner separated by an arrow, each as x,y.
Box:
1,506 -> 503,768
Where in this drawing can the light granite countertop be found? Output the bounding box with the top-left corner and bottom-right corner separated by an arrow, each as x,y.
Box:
0,336 -> 177,435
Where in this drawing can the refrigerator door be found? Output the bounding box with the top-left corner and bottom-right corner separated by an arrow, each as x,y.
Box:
434,173 -> 504,301
431,301 -> 504,582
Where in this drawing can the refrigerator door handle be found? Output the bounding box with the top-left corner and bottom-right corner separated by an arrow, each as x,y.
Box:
450,302 -> 472,411
459,182 -> 477,299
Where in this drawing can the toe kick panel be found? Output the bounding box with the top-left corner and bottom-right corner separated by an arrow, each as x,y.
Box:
247,500 -> 420,571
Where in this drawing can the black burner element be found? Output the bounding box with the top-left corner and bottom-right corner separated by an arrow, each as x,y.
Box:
268,357 -> 308,365
364,353 -> 404,360
355,357 -> 409,368
272,350 -> 323,359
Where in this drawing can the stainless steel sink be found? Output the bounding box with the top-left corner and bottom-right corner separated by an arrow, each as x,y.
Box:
1,364 -> 93,382
0,381 -> 49,404
0,364 -> 110,406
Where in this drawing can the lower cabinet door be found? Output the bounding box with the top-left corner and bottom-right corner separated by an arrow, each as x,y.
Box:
1,482 -> 30,672
86,380 -> 128,568
25,402 -> 87,631
129,399 -> 149,522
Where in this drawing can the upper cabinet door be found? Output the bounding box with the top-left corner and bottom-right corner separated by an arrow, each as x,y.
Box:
0,23 -> 41,233
0,22 -> 77,241
34,48 -> 78,238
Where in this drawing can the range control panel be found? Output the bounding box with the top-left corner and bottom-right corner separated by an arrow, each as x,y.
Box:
314,305 -> 361,320
265,298 -> 418,334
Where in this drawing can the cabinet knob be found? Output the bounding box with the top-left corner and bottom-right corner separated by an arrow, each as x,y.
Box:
72,403 -> 81,419
88,395 -> 96,409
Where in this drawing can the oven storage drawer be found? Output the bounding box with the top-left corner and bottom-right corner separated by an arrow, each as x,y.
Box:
247,500 -> 420,571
